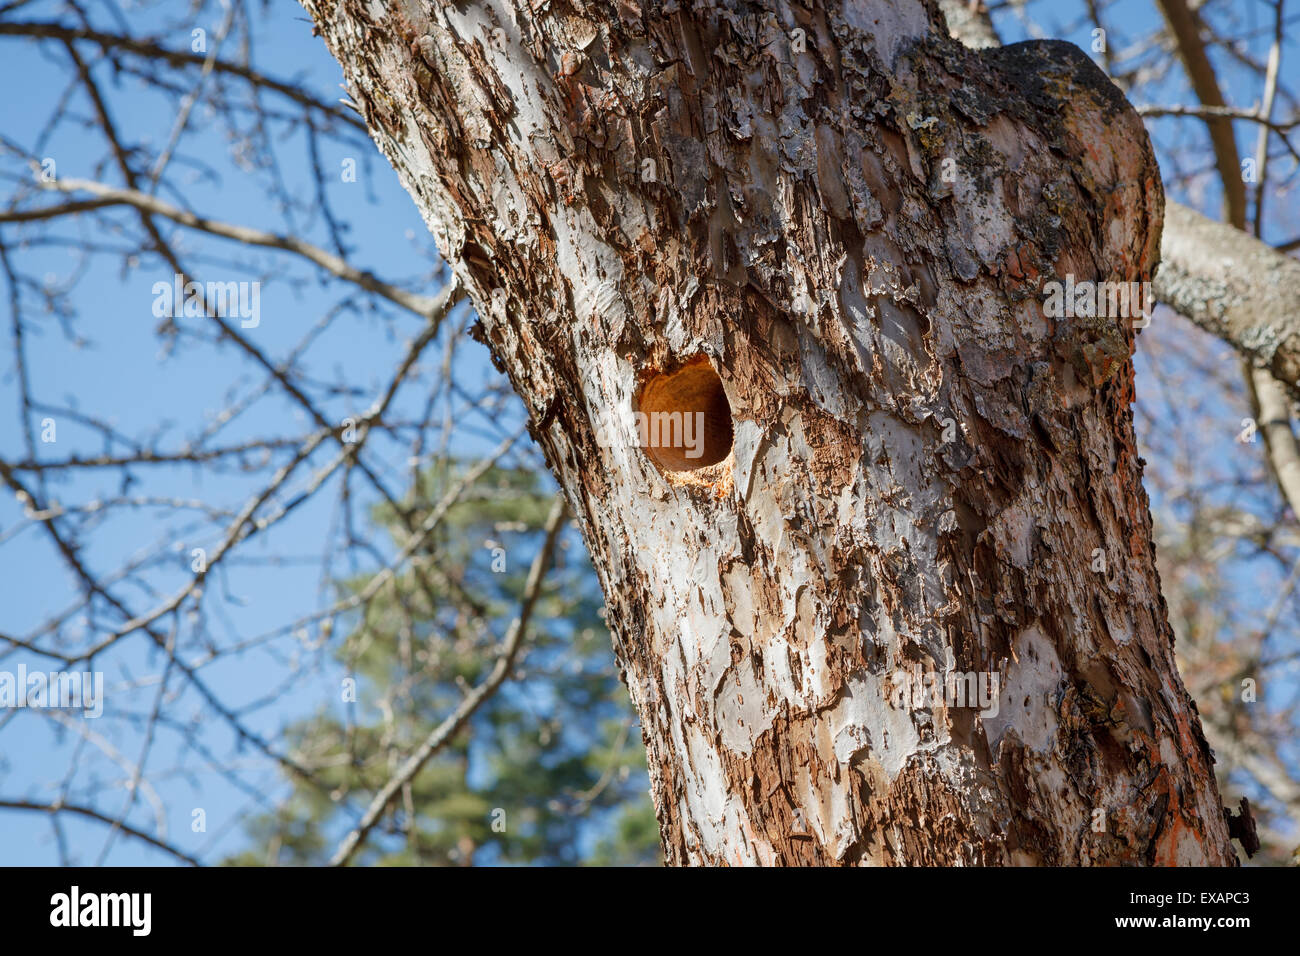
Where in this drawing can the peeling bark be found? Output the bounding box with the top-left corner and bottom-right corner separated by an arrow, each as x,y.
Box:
304,0 -> 1236,865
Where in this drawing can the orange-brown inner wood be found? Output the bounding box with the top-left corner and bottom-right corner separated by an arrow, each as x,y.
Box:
636,357 -> 734,471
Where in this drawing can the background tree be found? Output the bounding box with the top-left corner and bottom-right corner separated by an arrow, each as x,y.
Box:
225,464 -> 656,866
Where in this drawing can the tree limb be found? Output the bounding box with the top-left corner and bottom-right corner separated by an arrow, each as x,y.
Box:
1156,201 -> 1300,403
8,177 -> 454,320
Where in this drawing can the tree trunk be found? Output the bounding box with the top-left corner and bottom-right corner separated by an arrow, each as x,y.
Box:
304,0 -> 1237,865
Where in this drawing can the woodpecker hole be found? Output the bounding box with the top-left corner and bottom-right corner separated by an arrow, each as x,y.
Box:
635,356 -> 734,473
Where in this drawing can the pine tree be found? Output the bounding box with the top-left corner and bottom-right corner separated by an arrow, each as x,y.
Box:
228,465 -> 659,866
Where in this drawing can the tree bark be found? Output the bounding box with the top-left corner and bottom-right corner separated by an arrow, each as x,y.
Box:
304,0 -> 1237,865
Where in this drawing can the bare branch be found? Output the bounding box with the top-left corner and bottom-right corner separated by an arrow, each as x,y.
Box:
12,177 -> 456,320
0,798 -> 201,866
